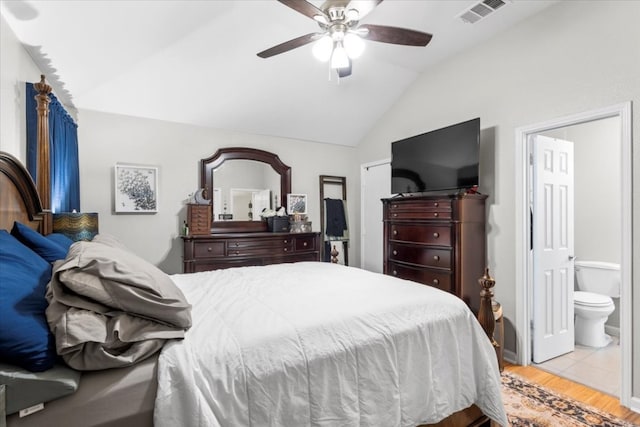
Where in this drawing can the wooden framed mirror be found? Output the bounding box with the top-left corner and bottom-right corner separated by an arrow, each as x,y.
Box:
201,147 -> 291,233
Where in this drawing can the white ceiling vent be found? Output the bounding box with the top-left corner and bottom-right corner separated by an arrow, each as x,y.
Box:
457,0 -> 509,24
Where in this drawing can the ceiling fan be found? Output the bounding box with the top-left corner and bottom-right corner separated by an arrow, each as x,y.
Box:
257,0 -> 432,78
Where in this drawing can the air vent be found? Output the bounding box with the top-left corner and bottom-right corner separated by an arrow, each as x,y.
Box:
457,0 -> 509,24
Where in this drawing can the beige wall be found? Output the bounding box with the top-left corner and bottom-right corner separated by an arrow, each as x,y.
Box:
77,109 -> 358,274
356,0 -> 640,397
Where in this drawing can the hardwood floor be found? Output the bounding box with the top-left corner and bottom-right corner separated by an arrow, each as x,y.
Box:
505,362 -> 640,424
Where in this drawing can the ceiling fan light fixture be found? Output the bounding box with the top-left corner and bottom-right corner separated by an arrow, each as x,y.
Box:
346,8 -> 359,21
330,42 -> 350,69
344,33 -> 365,58
312,35 -> 333,62
313,14 -> 328,25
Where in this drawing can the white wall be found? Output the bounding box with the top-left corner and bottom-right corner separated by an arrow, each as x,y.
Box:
0,14 -> 41,158
355,0 -> 640,396
77,109 -> 358,274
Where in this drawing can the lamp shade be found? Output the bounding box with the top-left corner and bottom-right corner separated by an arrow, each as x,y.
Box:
53,212 -> 99,241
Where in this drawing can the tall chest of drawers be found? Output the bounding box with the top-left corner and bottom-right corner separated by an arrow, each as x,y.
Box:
182,232 -> 320,273
382,194 -> 487,314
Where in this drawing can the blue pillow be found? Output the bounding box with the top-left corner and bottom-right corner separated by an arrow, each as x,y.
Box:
11,222 -> 67,262
46,233 -> 74,253
0,230 -> 56,372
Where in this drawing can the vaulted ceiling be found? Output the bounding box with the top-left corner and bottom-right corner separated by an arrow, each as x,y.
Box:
2,0 -> 557,146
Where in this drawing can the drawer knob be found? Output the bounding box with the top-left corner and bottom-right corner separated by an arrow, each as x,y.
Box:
392,270 -> 398,276
235,242 -> 239,247
393,230 -> 398,236
392,205 -> 397,209
303,242 -> 308,247
392,250 -> 397,256
434,202 -> 439,207
433,212 -> 439,217
433,255 -> 440,261
234,251 -> 240,255
433,232 -> 439,238
433,279 -> 440,285
283,248 -> 288,252
393,213 -> 398,217
207,247 -> 213,252
284,240 -> 288,243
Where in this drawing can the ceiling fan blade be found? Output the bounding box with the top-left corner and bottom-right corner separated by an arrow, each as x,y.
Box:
359,24 -> 432,46
337,59 -> 352,78
278,0 -> 326,20
257,33 -> 319,58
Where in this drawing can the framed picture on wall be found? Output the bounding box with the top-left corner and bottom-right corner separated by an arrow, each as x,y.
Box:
114,164 -> 158,213
287,193 -> 307,215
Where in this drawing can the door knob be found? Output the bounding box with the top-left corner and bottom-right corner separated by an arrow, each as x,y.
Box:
569,255 -> 576,260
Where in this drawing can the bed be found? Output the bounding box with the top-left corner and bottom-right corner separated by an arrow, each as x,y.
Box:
1,78 -> 506,427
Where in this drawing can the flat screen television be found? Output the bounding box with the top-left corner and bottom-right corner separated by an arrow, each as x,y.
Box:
391,118 -> 480,195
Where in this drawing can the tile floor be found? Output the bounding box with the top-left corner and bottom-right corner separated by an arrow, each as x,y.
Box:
532,336 -> 621,397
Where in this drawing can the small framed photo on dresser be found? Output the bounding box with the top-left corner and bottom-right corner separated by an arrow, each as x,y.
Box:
287,193 -> 307,215
114,163 -> 158,213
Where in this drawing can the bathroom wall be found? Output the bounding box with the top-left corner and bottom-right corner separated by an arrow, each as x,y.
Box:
541,116 -> 622,331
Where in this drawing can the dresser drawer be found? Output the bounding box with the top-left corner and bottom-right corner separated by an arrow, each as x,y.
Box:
295,235 -> 317,252
226,237 -> 293,257
193,241 -> 225,257
387,199 -> 452,220
388,243 -> 452,269
387,262 -> 453,293
389,224 -> 451,246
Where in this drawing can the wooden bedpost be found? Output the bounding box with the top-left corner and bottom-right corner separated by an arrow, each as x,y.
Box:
34,74 -> 52,211
477,268 -> 497,347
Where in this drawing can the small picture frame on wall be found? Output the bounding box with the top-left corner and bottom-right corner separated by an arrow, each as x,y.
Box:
114,164 -> 158,213
287,193 -> 307,215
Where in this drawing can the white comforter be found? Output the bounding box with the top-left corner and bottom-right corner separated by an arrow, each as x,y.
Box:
155,262 -> 507,427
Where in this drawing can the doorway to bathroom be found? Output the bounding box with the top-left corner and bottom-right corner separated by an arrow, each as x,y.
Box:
514,102 -> 632,407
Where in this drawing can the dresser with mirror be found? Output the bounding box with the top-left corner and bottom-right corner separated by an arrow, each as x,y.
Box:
182,147 -> 320,273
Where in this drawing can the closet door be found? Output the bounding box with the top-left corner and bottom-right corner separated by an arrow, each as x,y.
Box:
361,161 -> 390,273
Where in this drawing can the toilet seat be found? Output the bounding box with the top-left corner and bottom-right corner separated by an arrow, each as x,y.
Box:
574,291 -> 613,307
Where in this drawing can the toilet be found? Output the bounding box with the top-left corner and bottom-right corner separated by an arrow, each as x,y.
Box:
574,261 -> 620,348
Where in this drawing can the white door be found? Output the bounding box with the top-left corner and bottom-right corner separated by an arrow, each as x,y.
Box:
361,161 -> 391,273
532,135 -> 575,363
252,189 -> 271,220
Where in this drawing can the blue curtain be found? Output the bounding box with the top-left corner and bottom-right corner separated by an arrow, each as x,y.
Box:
26,83 -> 80,213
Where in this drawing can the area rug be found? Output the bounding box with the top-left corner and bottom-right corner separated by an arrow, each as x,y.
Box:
502,372 -> 635,426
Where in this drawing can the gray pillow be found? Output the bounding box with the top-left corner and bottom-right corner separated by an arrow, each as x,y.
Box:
50,241 -> 192,329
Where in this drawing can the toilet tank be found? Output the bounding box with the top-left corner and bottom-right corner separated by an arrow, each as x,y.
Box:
574,261 -> 620,297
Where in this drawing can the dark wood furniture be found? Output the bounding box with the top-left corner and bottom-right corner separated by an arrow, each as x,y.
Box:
382,193 -> 487,314
182,232 -> 320,273
186,204 -> 211,236
319,175 -> 348,265
200,147 -> 291,233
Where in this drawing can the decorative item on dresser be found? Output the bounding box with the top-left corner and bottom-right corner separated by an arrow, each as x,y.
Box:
186,204 -> 211,236
382,193 -> 487,314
